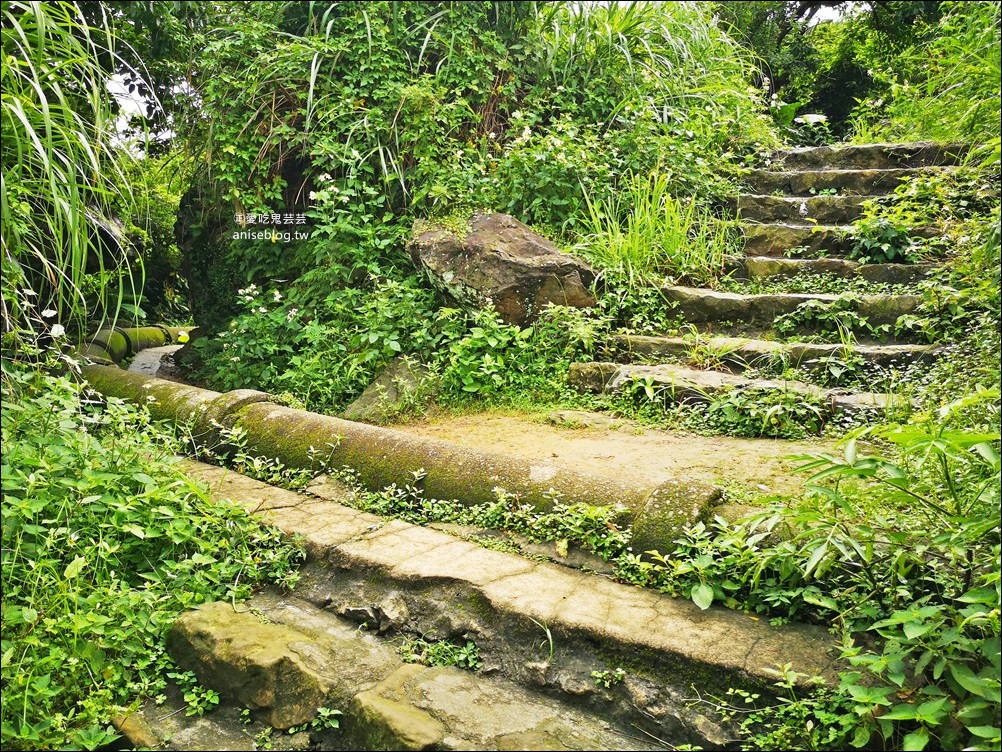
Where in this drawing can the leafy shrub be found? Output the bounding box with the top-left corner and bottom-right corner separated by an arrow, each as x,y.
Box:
849,215 -> 917,264
1,1 -> 139,342
774,295 -> 890,341
854,1 -> 1001,144
620,401 -> 1001,751
398,637 -> 482,671
1,360 -> 304,749
705,388 -> 828,439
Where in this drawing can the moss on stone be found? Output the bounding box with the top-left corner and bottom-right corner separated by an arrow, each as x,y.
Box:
631,479 -> 723,557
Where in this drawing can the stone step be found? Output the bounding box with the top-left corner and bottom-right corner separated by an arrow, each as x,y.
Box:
742,222 -> 854,256
769,141 -> 968,170
741,222 -> 942,257
735,256 -> 937,286
744,166 -> 955,196
172,460 -> 839,749
607,334 -> 942,372
164,595 -> 657,751
738,194 -> 874,224
569,362 -> 902,416
664,285 -> 922,330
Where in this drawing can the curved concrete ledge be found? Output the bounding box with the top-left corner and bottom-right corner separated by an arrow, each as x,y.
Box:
80,365 -> 721,525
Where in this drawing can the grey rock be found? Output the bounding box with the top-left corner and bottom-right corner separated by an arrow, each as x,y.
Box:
608,334 -> 942,371
176,463 -> 839,748
576,361 -> 905,417
741,256 -> 936,285
342,356 -> 434,424
167,602 -> 332,730
741,222 -> 854,256
663,285 -> 922,329
631,479 -> 723,555
545,409 -> 622,429
408,213 -> 595,326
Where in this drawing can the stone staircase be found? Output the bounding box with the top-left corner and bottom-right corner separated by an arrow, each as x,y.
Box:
571,142 -> 966,420
128,460 -> 837,751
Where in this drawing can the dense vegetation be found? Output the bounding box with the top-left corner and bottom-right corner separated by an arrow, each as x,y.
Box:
2,1 -> 999,750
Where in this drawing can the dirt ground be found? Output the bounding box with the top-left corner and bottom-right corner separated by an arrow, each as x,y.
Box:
387,409 -> 838,498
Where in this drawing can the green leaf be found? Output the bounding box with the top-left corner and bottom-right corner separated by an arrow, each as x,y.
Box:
957,585 -> 999,605
882,704 -> 920,720
950,664 -> 993,699
802,541 -> 829,579
801,591 -> 839,612
691,583 -> 714,610
903,619 -> 939,640
64,556 -> 87,580
967,726 -> 1001,739
902,727 -> 929,751
851,724 -> 871,748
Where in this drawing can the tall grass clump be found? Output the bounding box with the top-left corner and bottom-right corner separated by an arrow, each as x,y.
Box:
577,172 -> 733,286
1,0 -> 139,348
853,1 -> 1000,145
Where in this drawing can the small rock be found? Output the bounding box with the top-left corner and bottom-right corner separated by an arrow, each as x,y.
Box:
342,356 -> 434,424
545,410 -> 621,429
112,711 -> 161,749
632,479 -> 723,556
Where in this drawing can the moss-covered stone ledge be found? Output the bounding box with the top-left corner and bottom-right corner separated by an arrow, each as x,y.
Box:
80,367 -> 722,541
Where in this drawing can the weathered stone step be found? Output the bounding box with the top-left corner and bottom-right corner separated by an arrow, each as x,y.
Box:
742,222 -> 853,256
607,334 -> 942,372
165,594 -> 657,751
569,362 -> 902,415
664,285 -> 922,329
736,256 -> 936,286
741,222 -> 942,257
769,141 -> 968,170
738,194 -> 874,224
744,166 -> 955,196
174,460 -> 838,749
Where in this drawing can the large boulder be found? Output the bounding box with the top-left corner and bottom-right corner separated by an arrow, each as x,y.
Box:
408,213 -> 596,326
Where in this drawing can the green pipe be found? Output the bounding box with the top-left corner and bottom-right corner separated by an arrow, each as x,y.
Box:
89,328 -> 131,361
123,326 -> 168,351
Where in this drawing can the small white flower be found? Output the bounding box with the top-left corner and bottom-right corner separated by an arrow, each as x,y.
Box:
258,307 -> 267,314
50,324 -> 65,337
273,291 -> 282,302
41,309 -> 57,318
